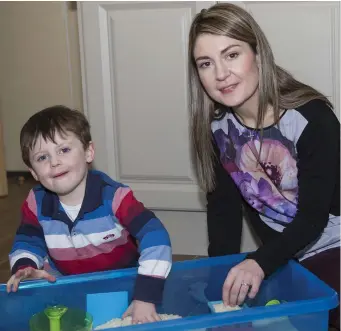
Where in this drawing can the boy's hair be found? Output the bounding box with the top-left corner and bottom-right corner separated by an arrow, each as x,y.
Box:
20,105 -> 92,167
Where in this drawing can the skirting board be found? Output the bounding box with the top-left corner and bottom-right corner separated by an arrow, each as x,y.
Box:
6,171 -> 33,180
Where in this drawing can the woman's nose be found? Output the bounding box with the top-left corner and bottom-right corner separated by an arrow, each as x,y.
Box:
215,62 -> 231,81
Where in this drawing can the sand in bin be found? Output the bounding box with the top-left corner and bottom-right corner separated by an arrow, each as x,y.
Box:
212,302 -> 242,313
95,314 -> 182,329
95,303 -> 241,329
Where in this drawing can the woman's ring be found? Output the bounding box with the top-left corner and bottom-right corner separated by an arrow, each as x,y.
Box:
241,281 -> 251,287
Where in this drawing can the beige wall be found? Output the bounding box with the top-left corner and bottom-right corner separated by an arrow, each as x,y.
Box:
0,1 -> 82,171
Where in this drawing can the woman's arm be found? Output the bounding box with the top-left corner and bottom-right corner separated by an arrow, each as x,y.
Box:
247,100 -> 340,276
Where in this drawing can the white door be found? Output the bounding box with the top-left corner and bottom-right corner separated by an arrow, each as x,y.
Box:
78,1 -> 340,256
241,1 -> 340,116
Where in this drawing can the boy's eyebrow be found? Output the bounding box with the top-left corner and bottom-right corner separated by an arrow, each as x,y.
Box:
195,44 -> 240,62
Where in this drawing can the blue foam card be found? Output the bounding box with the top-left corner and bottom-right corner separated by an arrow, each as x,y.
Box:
87,291 -> 129,327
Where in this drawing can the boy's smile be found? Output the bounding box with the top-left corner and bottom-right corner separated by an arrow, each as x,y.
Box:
53,171 -> 68,178
28,131 -> 95,205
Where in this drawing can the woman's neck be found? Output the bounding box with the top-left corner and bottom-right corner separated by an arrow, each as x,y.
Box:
232,91 -> 261,128
232,92 -> 280,129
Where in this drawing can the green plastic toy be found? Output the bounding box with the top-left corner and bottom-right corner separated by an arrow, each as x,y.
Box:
265,299 -> 281,306
29,305 -> 93,331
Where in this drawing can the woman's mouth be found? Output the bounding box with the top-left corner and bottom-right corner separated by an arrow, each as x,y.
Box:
219,84 -> 238,94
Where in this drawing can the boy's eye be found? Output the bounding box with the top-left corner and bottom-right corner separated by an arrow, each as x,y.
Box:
60,147 -> 71,154
37,155 -> 48,162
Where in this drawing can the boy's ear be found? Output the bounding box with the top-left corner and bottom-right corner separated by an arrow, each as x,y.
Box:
29,168 -> 38,181
85,141 -> 95,163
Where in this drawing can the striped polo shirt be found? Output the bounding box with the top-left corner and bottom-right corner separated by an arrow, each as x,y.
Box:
9,170 -> 172,303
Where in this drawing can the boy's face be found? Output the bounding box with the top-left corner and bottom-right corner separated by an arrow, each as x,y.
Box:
29,131 -> 94,199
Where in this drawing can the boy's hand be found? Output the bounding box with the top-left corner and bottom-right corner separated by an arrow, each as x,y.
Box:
6,267 -> 56,293
122,300 -> 160,324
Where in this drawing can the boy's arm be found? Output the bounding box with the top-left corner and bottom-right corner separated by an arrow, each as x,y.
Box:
112,187 -> 172,304
9,190 -> 47,274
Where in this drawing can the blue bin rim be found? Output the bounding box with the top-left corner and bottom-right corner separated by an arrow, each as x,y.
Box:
1,254 -> 339,330
2,253 -> 248,290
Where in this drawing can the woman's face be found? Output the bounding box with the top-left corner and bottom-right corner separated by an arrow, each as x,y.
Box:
193,34 -> 260,110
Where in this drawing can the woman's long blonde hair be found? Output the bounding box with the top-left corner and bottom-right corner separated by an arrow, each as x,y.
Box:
189,3 -> 332,193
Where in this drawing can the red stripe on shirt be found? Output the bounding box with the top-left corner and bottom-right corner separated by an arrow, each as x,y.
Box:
53,238 -> 138,275
21,200 -> 40,227
115,191 -> 146,227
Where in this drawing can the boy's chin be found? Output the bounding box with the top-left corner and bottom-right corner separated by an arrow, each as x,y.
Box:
40,183 -> 74,196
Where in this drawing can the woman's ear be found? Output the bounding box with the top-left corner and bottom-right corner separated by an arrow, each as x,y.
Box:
256,53 -> 260,69
255,45 -> 261,68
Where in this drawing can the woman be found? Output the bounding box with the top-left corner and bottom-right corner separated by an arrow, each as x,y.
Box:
188,3 -> 340,329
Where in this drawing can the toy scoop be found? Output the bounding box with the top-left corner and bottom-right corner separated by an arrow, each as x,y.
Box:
29,305 -> 93,331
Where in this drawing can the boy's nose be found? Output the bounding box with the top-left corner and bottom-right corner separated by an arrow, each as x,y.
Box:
50,155 -> 61,167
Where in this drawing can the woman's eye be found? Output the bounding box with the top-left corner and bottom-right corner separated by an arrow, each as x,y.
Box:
228,52 -> 239,59
199,61 -> 211,69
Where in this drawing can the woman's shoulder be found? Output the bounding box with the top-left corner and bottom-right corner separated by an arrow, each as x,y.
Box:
294,99 -> 339,126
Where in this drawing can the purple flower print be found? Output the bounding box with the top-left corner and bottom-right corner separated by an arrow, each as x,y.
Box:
214,128 -> 237,165
237,139 -> 298,199
212,115 -> 299,224
231,171 -> 297,222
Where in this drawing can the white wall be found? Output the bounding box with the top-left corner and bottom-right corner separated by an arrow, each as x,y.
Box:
154,210 -> 259,255
0,1 -> 82,171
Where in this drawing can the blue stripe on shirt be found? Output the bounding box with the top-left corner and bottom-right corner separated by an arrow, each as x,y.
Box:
11,234 -> 47,257
40,215 -> 117,235
128,210 -> 157,237
135,218 -> 167,238
137,228 -> 171,252
16,224 -> 44,238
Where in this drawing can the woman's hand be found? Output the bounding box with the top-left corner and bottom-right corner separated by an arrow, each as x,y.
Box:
222,259 -> 264,306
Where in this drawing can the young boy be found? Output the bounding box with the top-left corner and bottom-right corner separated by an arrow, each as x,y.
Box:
7,105 -> 172,325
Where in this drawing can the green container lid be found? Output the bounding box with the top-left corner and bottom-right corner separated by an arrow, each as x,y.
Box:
29,305 -> 93,331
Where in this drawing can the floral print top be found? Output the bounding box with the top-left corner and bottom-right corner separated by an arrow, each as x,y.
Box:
213,111 -> 299,224
210,100 -> 340,275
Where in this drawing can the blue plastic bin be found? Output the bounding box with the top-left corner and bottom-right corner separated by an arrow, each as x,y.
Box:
0,253 -> 338,331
